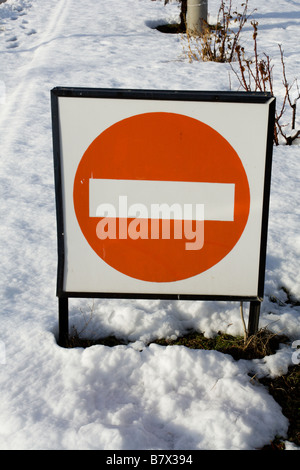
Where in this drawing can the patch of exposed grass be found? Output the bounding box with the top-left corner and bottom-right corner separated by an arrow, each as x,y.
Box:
65,326 -> 289,360
64,327 -> 127,349
152,328 -> 289,360
259,365 -> 300,448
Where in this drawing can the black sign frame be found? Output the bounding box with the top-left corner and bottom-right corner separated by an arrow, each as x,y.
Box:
51,87 -> 275,345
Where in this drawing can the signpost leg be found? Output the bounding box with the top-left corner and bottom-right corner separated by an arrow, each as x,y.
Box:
248,301 -> 261,337
58,297 -> 69,347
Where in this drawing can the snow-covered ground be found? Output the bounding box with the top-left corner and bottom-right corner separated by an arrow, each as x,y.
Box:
0,0 -> 299,451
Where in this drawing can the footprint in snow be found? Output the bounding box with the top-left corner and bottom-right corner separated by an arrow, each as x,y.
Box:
6,36 -> 19,48
6,43 -> 19,49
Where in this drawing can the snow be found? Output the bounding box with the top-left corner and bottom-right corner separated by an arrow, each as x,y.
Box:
0,0 -> 299,451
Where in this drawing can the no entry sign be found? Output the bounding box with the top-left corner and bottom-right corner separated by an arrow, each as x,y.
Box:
51,88 -> 275,301
74,112 -> 250,283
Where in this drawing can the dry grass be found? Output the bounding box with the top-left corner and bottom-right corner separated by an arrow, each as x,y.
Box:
181,0 -> 252,63
260,365 -> 300,448
152,327 -> 289,360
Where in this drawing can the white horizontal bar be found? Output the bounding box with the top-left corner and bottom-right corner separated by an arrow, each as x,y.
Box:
89,179 -> 235,221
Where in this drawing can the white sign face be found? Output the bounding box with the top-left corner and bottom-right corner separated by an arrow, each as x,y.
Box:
51,89 -> 275,300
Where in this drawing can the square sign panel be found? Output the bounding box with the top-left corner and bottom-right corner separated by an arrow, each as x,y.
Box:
51,88 -> 275,301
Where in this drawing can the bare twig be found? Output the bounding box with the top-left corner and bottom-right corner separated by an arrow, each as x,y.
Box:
231,22 -> 300,145
240,302 -> 248,343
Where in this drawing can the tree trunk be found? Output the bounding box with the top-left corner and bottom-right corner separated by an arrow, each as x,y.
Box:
180,0 -> 188,29
186,0 -> 208,34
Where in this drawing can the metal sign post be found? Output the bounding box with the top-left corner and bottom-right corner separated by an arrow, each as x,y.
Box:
248,301 -> 261,337
58,297 -> 69,347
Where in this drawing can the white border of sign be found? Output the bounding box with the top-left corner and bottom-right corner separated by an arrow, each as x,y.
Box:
51,88 -> 275,303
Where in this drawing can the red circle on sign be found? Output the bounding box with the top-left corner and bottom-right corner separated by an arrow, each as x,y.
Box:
73,112 -> 250,282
